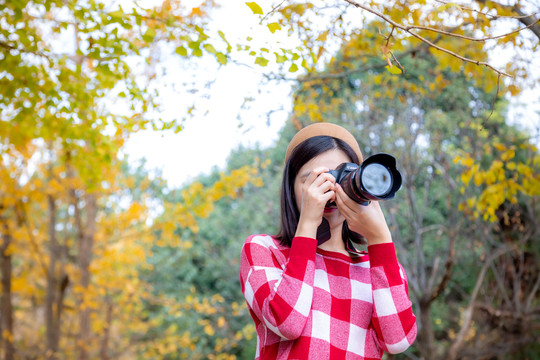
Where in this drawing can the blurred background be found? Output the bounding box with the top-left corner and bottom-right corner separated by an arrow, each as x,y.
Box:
1,0 -> 539,359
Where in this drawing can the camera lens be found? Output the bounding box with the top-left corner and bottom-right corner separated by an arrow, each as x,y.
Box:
361,163 -> 392,196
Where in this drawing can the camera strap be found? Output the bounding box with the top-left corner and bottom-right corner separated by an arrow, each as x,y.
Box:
316,218 -> 331,245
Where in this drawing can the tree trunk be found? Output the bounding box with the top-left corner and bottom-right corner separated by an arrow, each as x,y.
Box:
0,212 -> 15,360
45,194 -> 60,359
417,298 -> 435,360
77,194 -> 97,360
99,298 -> 113,360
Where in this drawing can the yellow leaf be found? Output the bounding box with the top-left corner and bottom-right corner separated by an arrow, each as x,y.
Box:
461,171 -> 472,186
385,65 -> 402,75
218,316 -> 226,328
267,22 -> 281,33
501,149 -> 515,161
204,324 -> 215,336
462,157 -> 474,168
473,172 -> 483,186
255,56 -> 269,67
245,2 -> 263,15
289,63 -> 299,73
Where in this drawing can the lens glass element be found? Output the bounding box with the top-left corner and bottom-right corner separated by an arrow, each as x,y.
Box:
361,163 -> 392,196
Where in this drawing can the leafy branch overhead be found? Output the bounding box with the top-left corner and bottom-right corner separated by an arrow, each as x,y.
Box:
244,0 -> 539,97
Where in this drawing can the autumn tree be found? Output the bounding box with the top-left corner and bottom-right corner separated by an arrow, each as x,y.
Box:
283,21 -> 539,358
241,0 -> 538,115
0,0 -> 253,359
236,3 -> 539,356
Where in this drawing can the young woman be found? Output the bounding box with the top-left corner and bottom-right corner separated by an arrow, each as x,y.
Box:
240,123 -> 417,359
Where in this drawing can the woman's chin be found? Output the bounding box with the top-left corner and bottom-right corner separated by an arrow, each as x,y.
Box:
323,209 -> 344,226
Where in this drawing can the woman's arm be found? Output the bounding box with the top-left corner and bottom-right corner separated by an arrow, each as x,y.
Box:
240,234 -> 317,340
369,242 -> 417,354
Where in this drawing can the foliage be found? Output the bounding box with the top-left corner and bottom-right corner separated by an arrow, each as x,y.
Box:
241,0 -> 539,111
455,133 -> 540,222
0,0 -> 248,359
269,27 -> 540,359
1,1 -> 538,360
140,146 -> 279,360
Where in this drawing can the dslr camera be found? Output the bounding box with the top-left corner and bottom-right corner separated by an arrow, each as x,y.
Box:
328,153 -> 402,205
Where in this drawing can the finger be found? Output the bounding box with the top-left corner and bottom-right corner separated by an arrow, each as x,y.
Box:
312,172 -> 336,188
303,167 -> 330,186
335,184 -> 357,215
321,190 -> 335,203
312,179 -> 334,193
335,184 -> 352,206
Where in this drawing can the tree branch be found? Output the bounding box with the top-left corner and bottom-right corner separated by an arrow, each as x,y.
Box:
426,225 -> 458,304
447,244 -> 509,360
342,0 -> 513,78
474,0 -> 540,41
405,20 -> 540,42
0,40 -> 51,59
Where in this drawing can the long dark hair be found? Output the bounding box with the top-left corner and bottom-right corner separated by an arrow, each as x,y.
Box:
275,135 -> 366,247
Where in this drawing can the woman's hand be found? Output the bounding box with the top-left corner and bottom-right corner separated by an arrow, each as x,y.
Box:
295,167 -> 336,239
334,183 -> 392,245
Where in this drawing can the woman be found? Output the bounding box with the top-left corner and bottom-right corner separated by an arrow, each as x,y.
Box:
240,123 -> 417,359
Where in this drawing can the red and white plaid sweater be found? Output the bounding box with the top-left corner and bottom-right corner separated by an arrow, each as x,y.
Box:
240,234 -> 417,359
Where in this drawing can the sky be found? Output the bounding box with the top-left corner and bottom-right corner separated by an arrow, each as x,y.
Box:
123,2 -> 540,189
123,1 -> 296,188
123,62 -> 292,187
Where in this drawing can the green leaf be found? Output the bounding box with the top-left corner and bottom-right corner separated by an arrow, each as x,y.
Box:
267,22 -> 281,33
385,65 -> 402,75
245,2 -> 263,15
288,63 -> 298,73
192,48 -> 203,57
218,30 -> 232,52
188,41 -> 201,50
203,44 -> 217,54
175,46 -> 188,56
216,53 -> 228,65
275,53 -> 287,64
218,30 -> 228,42
255,56 -> 269,67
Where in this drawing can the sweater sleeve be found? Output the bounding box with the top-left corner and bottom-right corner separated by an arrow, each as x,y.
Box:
368,242 -> 417,354
240,234 -> 317,340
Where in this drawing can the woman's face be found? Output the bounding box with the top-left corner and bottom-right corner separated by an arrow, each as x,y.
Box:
293,149 -> 351,226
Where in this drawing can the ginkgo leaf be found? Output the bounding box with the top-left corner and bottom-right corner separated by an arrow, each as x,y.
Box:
267,22 -> 281,33
385,65 -> 402,75
203,44 -> 217,54
245,2 -> 263,15
275,53 -> 287,63
288,63 -> 298,73
216,52 -> 227,65
255,56 -> 269,67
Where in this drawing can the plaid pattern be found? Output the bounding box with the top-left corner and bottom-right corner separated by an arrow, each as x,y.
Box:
240,234 -> 417,360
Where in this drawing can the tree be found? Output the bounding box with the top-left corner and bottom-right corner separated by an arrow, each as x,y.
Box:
0,0 -> 244,358
138,149 -> 270,360
242,0 -> 539,121
285,26 -> 540,358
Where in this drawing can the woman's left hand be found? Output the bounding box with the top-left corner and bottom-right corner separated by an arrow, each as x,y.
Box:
334,183 -> 392,245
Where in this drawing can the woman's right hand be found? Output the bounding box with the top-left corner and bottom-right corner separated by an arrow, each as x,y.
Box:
294,167 -> 336,239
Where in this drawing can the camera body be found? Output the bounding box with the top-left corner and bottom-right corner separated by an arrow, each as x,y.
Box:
328,153 -> 402,205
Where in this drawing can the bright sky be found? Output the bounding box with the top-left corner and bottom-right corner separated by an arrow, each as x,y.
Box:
123,2 -> 540,189
122,2 -> 295,187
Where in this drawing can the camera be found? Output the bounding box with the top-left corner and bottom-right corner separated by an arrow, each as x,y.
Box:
328,153 -> 402,205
